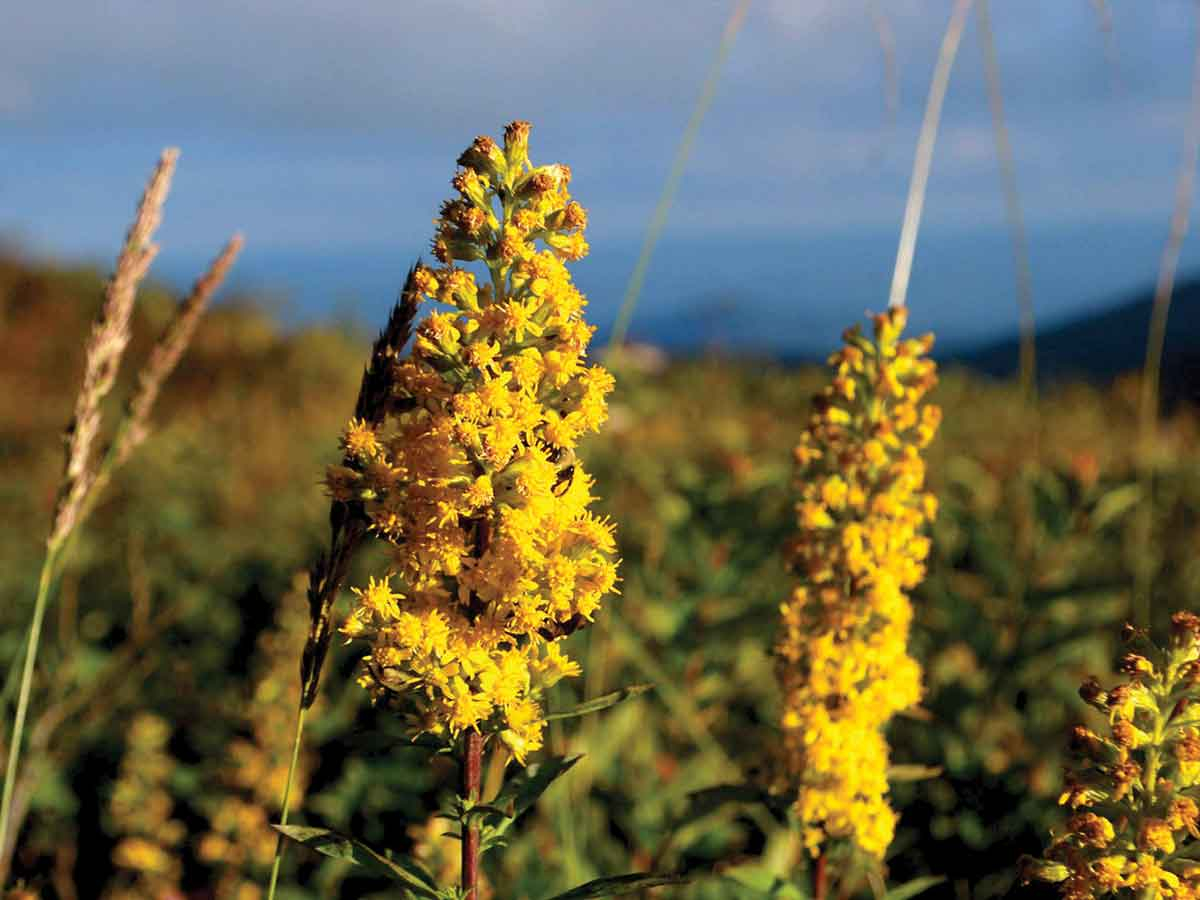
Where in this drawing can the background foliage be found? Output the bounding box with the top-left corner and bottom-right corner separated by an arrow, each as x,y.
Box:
2,251 -> 1198,898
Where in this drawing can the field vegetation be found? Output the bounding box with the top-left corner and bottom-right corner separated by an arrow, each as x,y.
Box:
2,211 -> 1198,896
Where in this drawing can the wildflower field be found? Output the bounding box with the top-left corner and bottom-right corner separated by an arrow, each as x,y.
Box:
4,116 -> 1200,900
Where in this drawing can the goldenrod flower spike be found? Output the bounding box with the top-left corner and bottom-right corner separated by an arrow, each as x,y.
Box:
776,307 -> 940,860
1022,613 -> 1200,900
332,121 -> 619,762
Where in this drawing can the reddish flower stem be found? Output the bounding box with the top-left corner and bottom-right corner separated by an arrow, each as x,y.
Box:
814,852 -> 828,900
462,730 -> 484,899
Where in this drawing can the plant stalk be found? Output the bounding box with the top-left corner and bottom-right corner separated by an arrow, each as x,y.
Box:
1133,2 -> 1200,627
0,541 -> 61,881
606,0 -> 751,351
977,0 -> 1037,404
266,704 -> 308,900
462,730 -> 484,900
888,0 -> 973,310
813,852 -> 828,900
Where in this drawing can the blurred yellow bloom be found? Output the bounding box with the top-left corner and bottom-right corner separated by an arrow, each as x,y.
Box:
107,713 -> 185,894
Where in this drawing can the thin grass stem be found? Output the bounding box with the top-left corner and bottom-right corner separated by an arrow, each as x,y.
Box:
0,153 -> 179,881
266,704 -> 308,900
1089,0 -> 1123,94
867,0 -> 899,128
888,0 -> 973,310
977,0 -> 1037,402
1133,6 -> 1200,626
0,543 -> 61,873
606,0 -> 751,350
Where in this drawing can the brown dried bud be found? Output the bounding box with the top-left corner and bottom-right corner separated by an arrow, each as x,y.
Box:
1079,676 -> 1107,709
1107,683 -> 1133,712
517,163 -> 571,200
458,206 -> 486,236
431,234 -> 484,264
494,232 -> 525,263
528,171 -> 557,195
504,119 -> 531,145
503,120 -> 532,168
453,168 -> 489,206
562,201 -> 587,231
457,135 -> 507,180
1111,719 -> 1138,748
1110,759 -> 1141,802
1122,622 -> 1146,643
1119,653 -> 1154,679
1173,611 -> 1200,645
1174,732 -> 1200,762
1070,725 -> 1105,758
1067,812 -> 1115,847
1183,661 -> 1200,688
1018,856 -> 1068,885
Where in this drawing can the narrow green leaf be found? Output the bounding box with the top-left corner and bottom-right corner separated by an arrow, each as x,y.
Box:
544,683 -> 654,721
1090,483 -> 1142,531
685,783 -> 790,821
489,754 -> 583,832
541,872 -> 689,899
273,825 -> 440,898
464,803 -> 510,821
887,764 -> 943,783
885,875 -> 946,900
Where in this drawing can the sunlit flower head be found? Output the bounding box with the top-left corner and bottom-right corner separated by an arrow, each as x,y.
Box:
332,122 -> 618,761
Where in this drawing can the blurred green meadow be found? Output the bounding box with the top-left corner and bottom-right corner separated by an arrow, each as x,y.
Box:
2,249 -> 1199,899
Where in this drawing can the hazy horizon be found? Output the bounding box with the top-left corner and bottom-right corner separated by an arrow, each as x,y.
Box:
8,215 -> 1199,357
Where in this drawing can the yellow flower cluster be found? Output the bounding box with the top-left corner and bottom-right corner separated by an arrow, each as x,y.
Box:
330,121 -> 618,761
775,307 -> 940,859
1022,613 -> 1200,900
106,713 -> 185,899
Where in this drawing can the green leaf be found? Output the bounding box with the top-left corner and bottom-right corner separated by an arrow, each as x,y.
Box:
463,803 -> 511,821
544,683 -> 654,721
887,764 -> 943,782
1090,483 -> 1142,531
685,783 -> 790,821
272,825 -> 440,898
885,875 -> 946,900
719,869 -> 805,899
541,872 -> 689,899
489,754 -> 583,831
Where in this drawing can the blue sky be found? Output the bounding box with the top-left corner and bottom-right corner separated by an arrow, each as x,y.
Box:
3,1 -> 1199,352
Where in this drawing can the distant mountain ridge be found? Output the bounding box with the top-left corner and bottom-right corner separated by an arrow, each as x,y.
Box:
4,244 -> 1198,402
951,275 -> 1200,404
